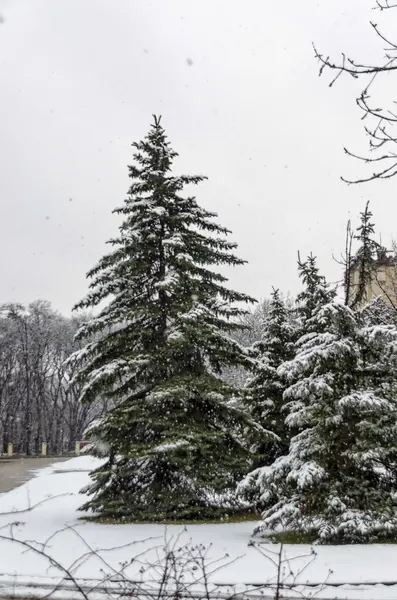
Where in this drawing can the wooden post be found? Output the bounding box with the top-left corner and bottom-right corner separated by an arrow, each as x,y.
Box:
7,443 -> 13,457
41,442 -> 47,457
75,442 -> 80,456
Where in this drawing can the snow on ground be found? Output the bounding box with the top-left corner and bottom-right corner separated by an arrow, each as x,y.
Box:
1,457 -> 397,599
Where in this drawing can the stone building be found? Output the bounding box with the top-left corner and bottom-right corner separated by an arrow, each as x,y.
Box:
348,249 -> 397,308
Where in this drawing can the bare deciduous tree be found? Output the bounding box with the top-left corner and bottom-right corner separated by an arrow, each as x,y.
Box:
0,301 -> 102,455
314,2 -> 397,183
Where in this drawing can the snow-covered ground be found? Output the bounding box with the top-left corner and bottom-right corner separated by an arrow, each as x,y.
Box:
1,457 -> 397,600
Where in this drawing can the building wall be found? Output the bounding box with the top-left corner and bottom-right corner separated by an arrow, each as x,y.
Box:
349,263 -> 397,307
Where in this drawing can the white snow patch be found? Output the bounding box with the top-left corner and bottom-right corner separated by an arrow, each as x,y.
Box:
0,458 -> 397,599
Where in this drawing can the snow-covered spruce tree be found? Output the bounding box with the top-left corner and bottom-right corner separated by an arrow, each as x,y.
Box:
238,257 -> 333,507
250,257 -> 397,544
245,289 -> 296,466
69,116 -> 275,521
294,254 -> 336,331
358,321 -> 397,470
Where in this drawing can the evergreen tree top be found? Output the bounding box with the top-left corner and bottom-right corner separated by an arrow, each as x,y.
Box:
350,201 -> 383,309
76,116 -> 252,313
354,201 -> 379,258
295,254 -> 335,327
71,116 -> 256,404
250,288 -> 295,366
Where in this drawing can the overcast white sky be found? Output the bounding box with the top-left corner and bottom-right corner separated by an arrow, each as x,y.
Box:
0,0 -> 396,314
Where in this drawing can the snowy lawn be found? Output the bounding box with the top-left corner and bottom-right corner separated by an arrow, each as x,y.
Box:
1,457 -> 397,599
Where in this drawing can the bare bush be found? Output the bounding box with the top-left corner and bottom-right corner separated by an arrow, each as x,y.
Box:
0,519 -> 329,600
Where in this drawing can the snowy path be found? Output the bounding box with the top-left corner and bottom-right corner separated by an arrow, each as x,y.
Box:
0,457 -> 69,493
0,457 -> 397,599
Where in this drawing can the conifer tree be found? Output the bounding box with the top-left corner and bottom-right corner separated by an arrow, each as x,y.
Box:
251,257 -> 397,544
238,257 -> 333,507
350,202 -> 380,309
70,116 -> 274,521
246,289 -> 295,465
358,322 -> 397,469
295,253 -> 336,329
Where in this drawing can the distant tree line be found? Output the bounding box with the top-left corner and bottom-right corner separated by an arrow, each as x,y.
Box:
0,301 -> 103,455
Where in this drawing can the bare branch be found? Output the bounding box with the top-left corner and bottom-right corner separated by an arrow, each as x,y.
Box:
0,526 -> 90,600
314,9 -> 397,183
0,492 -> 73,518
314,43 -> 397,77
374,0 -> 397,10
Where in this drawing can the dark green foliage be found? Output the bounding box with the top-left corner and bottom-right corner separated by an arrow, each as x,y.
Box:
250,257 -> 397,544
84,375 -> 267,521
295,253 -> 336,327
71,116 -> 275,520
349,202 -> 380,309
246,289 -> 296,468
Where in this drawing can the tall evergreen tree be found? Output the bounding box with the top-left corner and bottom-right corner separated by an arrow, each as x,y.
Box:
251,258 -> 397,544
70,116 -> 274,521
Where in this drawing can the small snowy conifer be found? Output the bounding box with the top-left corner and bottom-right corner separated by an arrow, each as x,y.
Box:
349,202 -> 380,309
250,257 -> 397,543
246,289 -> 296,465
238,257 -> 334,509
